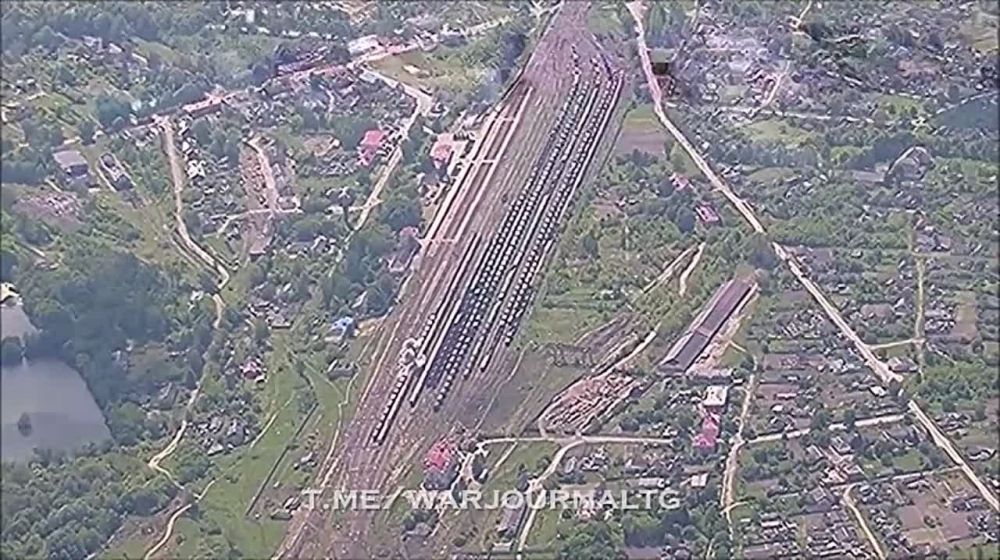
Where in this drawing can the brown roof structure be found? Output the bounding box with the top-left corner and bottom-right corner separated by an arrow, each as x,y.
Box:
658,277 -> 753,374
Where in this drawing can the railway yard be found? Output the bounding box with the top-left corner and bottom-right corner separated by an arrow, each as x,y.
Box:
277,4 -> 627,558
0,1 -> 996,559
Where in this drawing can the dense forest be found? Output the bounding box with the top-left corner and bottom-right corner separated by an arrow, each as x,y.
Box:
18,238 -> 210,444
0,450 -> 177,560
0,238 -> 205,559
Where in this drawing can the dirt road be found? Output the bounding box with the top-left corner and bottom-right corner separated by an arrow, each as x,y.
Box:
842,484 -> 887,560
351,70 -> 433,232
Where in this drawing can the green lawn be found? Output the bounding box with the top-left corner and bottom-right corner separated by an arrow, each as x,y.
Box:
746,167 -> 796,184
950,543 -> 999,560
524,300 -> 611,346
525,508 -> 575,548
668,142 -> 703,179
622,104 -> 660,133
481,442 -> 558,495
876,94 -> 924,115
891,448 -> 928,473
745,119 -> 813,146
370,49 -> 484,94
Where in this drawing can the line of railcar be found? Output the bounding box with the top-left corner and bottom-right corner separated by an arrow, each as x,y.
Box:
374,58 -> 625,438
425,65 -> 622,406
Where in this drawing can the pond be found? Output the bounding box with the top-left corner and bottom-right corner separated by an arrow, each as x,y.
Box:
1,302 -> 111,462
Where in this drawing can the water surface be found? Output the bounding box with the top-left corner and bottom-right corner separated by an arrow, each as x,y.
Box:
1,304 -> 111,462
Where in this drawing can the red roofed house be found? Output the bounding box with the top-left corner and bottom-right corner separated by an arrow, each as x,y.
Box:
671,172 -> 691,191
430,133 -> 454,171
695,205 -> 721,225
241,358 -> 266,383
693,412 -> 720,453
423,437 -> 459,489
358,129 -> 386,167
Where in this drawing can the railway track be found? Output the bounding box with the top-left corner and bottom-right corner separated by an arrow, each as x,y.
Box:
365,56 -> 625,444
402,61 -> 624,418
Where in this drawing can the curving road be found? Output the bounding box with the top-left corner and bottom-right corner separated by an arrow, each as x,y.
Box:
159,117 -> 232,289
722,373 -> 756,526
141,116 -> 238,559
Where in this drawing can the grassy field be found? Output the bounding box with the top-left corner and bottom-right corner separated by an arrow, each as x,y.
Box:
960,8 -> 999,53
745,119 -> 814,146
481,442 -> 558,494
876,94 -> 924,114
746,167 -> 796,184
523,302 -> 610,346
668,142 -> 703,179
950,542 -> 999,559
370,50 -> 484,94
622,104 -> 660,132
525,508 -> 574,548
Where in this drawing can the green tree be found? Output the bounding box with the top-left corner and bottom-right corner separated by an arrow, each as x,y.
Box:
253,318 -> 270,343
0,336 -> 24,366
675,207 -> 696,233
843,408 -> 857,431
558,521 -> 625,560
380,191 -> 422,233
79,120 -> 96,145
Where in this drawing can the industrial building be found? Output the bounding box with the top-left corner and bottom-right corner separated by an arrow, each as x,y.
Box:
658,277 -> 754,375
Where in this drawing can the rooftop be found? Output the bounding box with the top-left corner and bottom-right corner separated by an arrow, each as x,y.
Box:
53,150 -> 88,172
703,385 -> 729,408
360,129 -> 386,150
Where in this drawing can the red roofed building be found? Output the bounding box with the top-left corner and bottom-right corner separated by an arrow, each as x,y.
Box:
671,172 -> 691,191
424,438 -> 457,472
423,438 -> 459,489
693,412 -> 720,452
695,205 -> 721,225
358,129 -> 386,167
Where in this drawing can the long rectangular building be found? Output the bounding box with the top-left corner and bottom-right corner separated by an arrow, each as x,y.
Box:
658,277 -> 754,375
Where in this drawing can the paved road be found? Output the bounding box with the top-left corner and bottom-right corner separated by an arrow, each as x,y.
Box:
869,338 -> 924,350
628,0 -> 999,514
747,413 -> 905,445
